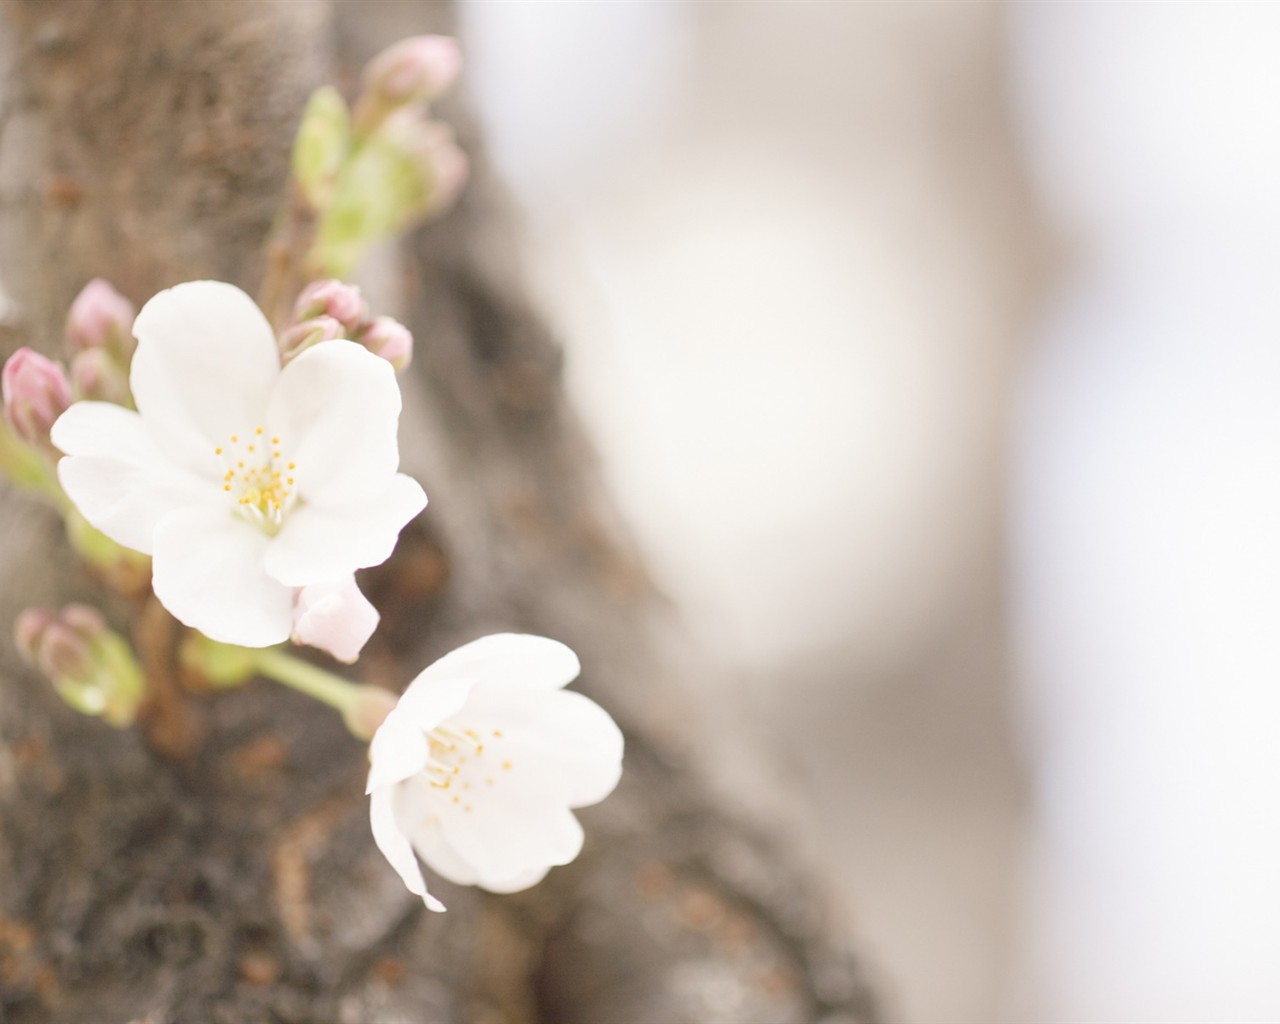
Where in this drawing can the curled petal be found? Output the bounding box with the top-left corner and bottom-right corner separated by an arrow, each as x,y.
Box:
131,282 -> 281,471
366,714 -> 431,793
263,473 -> 426,587
151,506 -> 294,646
371,786 -> 445,912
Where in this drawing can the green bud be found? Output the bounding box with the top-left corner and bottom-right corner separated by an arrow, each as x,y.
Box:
292,86 -> 352,211
17,603 -> 144,727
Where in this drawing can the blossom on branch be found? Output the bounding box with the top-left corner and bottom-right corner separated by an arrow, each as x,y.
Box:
366,634 -> 624,911
52,280 -> 426,647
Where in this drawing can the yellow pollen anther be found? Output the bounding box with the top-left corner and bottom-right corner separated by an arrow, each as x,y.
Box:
255,426 -> 264,435
224,484 -> 231,492
247,444 -> 255,452
214,446 -> 223,455
271,436 -> 280,444
502,760 -> 513,771
230,434 -> 238,442
492,730 -> 503,738
288,462 -> 296,470
452,795 -> 461,804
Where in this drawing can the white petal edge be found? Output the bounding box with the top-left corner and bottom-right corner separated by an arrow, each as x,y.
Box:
151,505 -> 294,646
419,633 -> 582,694
464,688 -> 624,808
266,340 -> 401,508
371,785 -> 445,912
54,403 -> 220,553
131,281 -> 281,472
366,714 -> 430,792
263,474 -> 427,587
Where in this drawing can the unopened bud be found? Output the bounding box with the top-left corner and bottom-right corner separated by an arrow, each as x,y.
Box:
356,316 -> 413,372
38,621 -> 96,682
293,279 -> 368,331
65,278 -> 136,362
70,347 -> 132,405
343,685 -> 399,742
354,35 -> 462,136
278,315 -> 346,364
13,607 -> 56,665
2,348 -> 72,452
15,603 -> 143,726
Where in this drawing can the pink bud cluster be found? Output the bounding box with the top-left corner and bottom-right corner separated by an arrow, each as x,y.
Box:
283,280 -> 415,372
353,35 -> 462,138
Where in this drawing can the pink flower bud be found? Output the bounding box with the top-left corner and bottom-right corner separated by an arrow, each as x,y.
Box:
357,315 -> 413,372
70,347 -> 132,405
65,278 -> 136,361
37,622 -> 95,683
278,314 -> 346,364
13,607 -> 55,666
2,348 -> 72,450
356,36 -> 462,136
291,577 -> 380,664
293,279 -> 368,330
16,603 -> 142,725
60,603 -> 107,641
343,685 -> 398,742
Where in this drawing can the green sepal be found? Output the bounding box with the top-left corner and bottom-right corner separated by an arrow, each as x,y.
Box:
292,86 -> 352,211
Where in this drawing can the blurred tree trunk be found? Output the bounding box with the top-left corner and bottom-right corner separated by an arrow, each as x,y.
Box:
0,2 -> 878,1022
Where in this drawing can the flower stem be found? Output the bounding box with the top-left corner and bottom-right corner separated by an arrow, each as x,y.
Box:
252,647 -> 361,715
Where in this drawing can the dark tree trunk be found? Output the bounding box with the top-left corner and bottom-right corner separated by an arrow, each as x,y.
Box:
0,2 -> 878,1021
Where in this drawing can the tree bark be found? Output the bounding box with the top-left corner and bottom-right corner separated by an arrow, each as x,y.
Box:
0,2 -> 879,1022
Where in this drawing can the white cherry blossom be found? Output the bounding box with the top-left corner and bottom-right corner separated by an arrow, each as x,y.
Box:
52,280 -> 426,647
366,633 -> 623,911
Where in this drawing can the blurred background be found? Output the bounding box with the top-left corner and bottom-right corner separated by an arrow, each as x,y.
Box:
456,3 -> 1280,1022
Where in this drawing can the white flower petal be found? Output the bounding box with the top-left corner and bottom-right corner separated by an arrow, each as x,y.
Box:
263,473 -> 426,586
420,633 -> 582,693
266,340 -> 401,507
371,785 -> 445,912
402,795 -> 554,894
392,674 -> 475,735
151,505 -> 294,646
437,741 -> 584,888
291,576 -> 379,664
466,689 -> 624,808
131,281 -> 281,470
366,714 -> 431,792
53,403 -> 220,553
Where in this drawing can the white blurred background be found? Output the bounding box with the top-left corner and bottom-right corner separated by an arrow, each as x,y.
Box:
458,3 -> 1280,1022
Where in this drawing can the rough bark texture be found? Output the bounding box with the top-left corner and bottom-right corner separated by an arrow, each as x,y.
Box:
0,2 -> 878,1022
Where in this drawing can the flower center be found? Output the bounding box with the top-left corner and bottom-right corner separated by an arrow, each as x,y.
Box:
214,425 -> 297,534
421,723 -> 510,815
